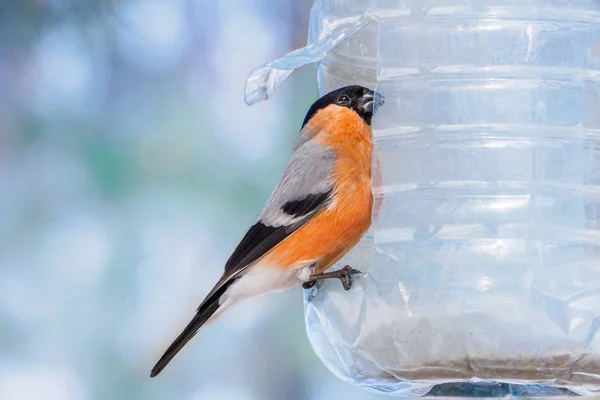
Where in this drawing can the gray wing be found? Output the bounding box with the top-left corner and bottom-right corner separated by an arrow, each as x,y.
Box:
200,139 -> 334,304
258,140 -> 335,227
221,139 -> 335,278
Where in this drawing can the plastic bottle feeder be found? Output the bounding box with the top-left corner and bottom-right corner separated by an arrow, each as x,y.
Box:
245,0 -> 600,397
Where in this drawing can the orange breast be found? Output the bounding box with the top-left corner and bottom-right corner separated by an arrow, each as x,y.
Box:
262,106 -> 373,273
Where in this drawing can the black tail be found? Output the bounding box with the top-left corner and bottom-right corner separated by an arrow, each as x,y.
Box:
150,279 -> 235,377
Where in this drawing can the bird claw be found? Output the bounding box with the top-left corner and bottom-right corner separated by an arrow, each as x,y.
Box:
303,265 -> 362,291
339,265 -> 362,291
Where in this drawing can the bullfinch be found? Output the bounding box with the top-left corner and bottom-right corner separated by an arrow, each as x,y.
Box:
150,85 -> 384,377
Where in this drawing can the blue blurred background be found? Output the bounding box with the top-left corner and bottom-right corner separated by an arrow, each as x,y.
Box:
0,0 -> 386,399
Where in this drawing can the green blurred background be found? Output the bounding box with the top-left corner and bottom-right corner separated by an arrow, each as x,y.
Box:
0,0 -> 386,399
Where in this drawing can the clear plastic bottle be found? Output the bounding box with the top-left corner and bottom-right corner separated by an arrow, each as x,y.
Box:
300,0 -> 600,397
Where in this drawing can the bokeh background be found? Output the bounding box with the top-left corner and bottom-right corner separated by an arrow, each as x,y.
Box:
0,1 -> 385,399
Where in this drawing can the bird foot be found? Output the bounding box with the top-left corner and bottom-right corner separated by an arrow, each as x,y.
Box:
302,265 -> 362,291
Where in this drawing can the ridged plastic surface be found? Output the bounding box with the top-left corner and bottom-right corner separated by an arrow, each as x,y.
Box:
303,0 -> 600,397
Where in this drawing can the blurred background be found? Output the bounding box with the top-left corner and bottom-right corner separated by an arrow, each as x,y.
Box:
0,0 -> 385,399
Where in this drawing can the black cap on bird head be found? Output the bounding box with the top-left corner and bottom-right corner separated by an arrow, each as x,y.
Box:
301,85 -> 385,128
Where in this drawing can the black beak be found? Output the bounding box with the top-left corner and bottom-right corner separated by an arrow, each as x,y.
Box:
359,90 -> 385,114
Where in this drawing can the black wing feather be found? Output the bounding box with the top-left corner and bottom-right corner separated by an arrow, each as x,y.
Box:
149,196 -> 330,377
281,190 -> 332,218
223,222 -> 297,276
223,189 -> 333,277
149,213 -> 311,377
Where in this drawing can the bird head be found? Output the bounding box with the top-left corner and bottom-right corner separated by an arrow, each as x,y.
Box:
302,85 -> 385,128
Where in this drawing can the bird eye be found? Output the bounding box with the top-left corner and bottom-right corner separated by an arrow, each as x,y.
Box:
337,95 -> 351,106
